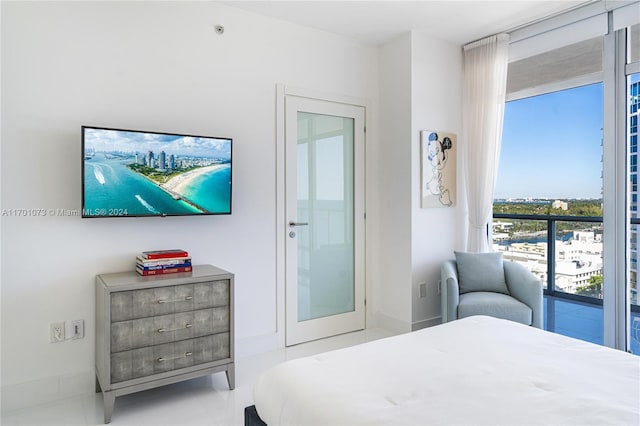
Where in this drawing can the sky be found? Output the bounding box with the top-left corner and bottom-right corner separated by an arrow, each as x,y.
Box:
84,128 -> 232,159
494,82 -> 604,200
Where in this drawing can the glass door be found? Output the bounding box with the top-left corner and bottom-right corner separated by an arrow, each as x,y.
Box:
284,96 -> 365,346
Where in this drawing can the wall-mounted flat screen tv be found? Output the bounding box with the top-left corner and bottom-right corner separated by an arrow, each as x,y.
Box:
82,126 -> 232,218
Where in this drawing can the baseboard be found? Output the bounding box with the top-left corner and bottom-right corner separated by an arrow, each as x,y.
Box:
411,316 -> 442,331
1,370 -> 94,412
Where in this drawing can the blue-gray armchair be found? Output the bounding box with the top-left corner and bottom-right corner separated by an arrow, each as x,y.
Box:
441,251 -> 543,328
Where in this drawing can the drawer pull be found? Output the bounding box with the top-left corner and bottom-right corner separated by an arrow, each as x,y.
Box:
157,296 -> 193,304
157,323 -> 193,333
157,352 -> 193,362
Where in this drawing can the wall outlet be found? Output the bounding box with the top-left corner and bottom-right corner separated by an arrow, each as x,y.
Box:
50,322 -> 65,343
71,319 -> 84,339
419,282 -> 427,298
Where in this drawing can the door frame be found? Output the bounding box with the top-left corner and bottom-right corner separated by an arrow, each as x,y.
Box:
275,85 -> 369,347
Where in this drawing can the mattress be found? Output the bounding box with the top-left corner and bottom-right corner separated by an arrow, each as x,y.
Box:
253,316 -> 640,425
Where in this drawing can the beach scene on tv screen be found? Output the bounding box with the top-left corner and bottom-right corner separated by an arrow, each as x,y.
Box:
83,128 -> 231,216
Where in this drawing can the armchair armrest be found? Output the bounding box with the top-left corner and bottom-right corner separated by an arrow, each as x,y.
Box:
504,261 -> 543,328
441,260 -> 460,323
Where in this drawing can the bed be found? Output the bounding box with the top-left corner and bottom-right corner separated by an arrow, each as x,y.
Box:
248,316 -> 640,425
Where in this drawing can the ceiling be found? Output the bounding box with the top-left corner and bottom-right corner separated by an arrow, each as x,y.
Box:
223,0 -> 592,45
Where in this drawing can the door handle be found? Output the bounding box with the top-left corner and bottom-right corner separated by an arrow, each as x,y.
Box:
289,221 -> 309,227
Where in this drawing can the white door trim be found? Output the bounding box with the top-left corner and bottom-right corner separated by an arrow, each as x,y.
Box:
275,84 -> 369,347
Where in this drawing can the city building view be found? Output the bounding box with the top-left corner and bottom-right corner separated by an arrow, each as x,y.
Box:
493,69 -> 640,353
629,77 -> 639,308
494,226 -> 604,297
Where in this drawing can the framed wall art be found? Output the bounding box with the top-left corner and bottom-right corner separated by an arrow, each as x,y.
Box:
421,130 -> 456,208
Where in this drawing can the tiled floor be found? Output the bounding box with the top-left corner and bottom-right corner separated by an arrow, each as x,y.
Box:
545,295 -> 640,353
0,328 -> 394,426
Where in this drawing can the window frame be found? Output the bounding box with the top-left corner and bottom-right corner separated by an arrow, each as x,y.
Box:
497,10 -> 639,352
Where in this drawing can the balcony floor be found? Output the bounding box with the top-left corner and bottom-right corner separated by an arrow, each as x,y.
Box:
544,295 -> 640,354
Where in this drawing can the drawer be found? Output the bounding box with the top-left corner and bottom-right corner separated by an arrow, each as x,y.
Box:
110,307 -> 230,353
110,280 -> 229,322
110,333 -> 230,383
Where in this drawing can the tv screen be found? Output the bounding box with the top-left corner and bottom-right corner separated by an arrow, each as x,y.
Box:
82,126 -> 232,218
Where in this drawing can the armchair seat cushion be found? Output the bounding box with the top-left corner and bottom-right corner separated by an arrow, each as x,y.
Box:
458,292 -> 532,326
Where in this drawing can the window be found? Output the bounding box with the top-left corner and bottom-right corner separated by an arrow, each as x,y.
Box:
494,5 -> 640,353
494,83 -> 604,304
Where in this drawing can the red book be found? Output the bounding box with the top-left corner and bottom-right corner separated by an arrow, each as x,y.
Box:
136,265 -> 192,276
140,249 -> 189,260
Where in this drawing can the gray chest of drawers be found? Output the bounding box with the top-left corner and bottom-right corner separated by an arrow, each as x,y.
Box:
95,265 -> 234,424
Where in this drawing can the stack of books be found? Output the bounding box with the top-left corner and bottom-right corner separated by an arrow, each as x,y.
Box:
136,249 -> 192,276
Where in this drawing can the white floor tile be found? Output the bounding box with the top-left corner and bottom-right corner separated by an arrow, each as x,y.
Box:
3,396 -> 88,426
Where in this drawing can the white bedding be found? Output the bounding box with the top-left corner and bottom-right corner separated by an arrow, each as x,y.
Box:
253,316 -> 640,425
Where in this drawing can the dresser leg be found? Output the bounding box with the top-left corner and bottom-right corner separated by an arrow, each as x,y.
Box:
102,391 -> 115,424
226,364 -> 235,390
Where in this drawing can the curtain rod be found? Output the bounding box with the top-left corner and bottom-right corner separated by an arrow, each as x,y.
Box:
463,0 -> 603,49
464,33 -> 509,51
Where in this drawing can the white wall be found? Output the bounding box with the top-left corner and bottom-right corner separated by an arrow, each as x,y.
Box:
0,1 -> 379,410
410,32 -> 466,329
1,1 -> 467,411
374,31 -> 465,332
374,34 -> 414,332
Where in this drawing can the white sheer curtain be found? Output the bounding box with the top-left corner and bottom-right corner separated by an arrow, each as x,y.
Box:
462,34 -> 509,252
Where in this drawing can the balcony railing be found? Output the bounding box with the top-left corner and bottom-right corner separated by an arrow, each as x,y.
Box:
493,213 -> 639,312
